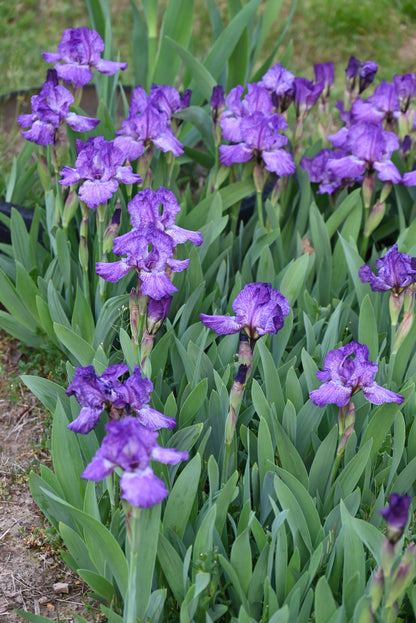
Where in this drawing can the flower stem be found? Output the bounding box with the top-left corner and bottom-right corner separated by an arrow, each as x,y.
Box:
124,505 -> 140,623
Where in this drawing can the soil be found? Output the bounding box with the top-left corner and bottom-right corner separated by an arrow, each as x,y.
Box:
0,333 -> 99,622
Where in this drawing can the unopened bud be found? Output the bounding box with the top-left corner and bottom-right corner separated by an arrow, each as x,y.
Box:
129,287 -> 140,346
38,155 -> 51,191
392,311 -> 413,354
146,295 -> 172,335
363,200 -> 385,237
381,539 -> 397,579
379,182 -> 393,204
62,190 -> 79,229
389,291 -> 404,327
362,172 -> 376,210
369,567 -> 384,611
103,207 -> 121,254
253,164 -> 265,194
79,235 -> 89,271
385,544 -> 416,608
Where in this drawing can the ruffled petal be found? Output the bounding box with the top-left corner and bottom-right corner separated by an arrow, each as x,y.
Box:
67,406 -> 103,434
200,313 -> 242,335
362,383 -> 404,405
309,381 -> 352,407
136,406 -> 176,430
120,468 -> 168,507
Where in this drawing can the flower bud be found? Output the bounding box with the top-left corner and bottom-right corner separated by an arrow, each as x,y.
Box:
362,172 -> 376,210
369,567 -> 384,611
389,291 -> 404,327
363,200 -> 385,237
385,544 -> 416,608
37,155 -> 51,192
392,311 -> 413,354
146,295 -> 172,335
62,190 -> 79,229
103,207 -> 121,254
380,494 -> 411,546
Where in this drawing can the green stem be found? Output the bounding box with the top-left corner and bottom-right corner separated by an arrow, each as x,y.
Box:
256,190 -> 264,228
124,505 -> 140,623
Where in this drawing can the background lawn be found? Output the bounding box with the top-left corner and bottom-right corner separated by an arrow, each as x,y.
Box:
1,0 -> 416,97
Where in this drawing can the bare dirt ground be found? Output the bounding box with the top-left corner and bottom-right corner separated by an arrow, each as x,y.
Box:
0,333 -> 99,622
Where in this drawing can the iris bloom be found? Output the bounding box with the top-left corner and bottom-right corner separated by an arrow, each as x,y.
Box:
351,81 -> 400,125
127,187 -> 203,246
42,27 -> 127,87
59,136 -> 142,208
309,341 -> 404,407
17,70 -> 99,145
359,245 -> 416,294
260,64 -> 295,112
114,85 -> 185,160
314,62 -> 335,99
380,493 -> 412,544
96,223 -> 189,299
200,282 -> 290,341
82,417 -> 188,507
219,112 -> 295,176
327,122 -> 401,184
300,148 -> 354,194
66,363 -> 175,433
293,77 -> 324,121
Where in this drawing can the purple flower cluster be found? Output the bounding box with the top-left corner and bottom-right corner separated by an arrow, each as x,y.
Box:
114,84 -> 190,160
59,136 -> 142,209
218,81 -> 295,178
42,27 -> 127,87
17,70 -> 100,145
200,282 -> 290,342
67,364 -> 187,507
96,187 -> 202,299
301,61 -> 416,194
309,341 -> 404,407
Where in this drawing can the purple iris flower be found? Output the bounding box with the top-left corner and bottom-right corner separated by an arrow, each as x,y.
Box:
314,62 -> 335,98
96,223 -> 189,299
220,83 -> 274,141
327,122 -> 402,183
300,148 -> 355,194
309,342 -> 404,408
66,363 -> 129,433
200,282 -> 290,341
17,70 -> 99,145
59,136 -> 142,209
127,187 -> 203,247
149,84 -> 191,118
66,363 -> 176,434
380,494 -> 412,544
293,77 -> 324,120
82,417 -> 188,507
114,85 -> 184,160
351,81 -> 400,125
219,112 -> 295,177
393,73 -> 416,112
359,245 -> 416,294
260,64 -> 295,112
345,57 -> 378,94
359,61 -> 378,93
42,27 -> 127,87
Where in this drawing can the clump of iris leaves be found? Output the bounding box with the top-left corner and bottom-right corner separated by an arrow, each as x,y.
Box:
1,1 -> 416,622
